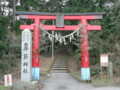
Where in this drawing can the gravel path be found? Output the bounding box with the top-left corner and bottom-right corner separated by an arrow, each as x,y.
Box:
42,73 -> 120,90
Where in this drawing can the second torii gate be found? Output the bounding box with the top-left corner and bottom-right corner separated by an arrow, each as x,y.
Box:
17,11 -> 104,81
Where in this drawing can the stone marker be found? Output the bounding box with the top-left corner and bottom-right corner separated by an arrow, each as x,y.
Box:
21,28 -> 32,82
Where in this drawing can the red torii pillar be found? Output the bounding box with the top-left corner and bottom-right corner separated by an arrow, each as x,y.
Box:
32,18 -> 40,80
81,19 -> 90,80
17,11 -> 104,80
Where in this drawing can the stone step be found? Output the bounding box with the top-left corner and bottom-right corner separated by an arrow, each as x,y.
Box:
54,63 -> 67,64
54,61 -> 67,63
52,66 -> 67,68
51,67 -> 67,70
53,63 -> 67,65
55,59 -> 67,60
54,62 -> 66,64
54,64 -> 67,66
50,70 -> 68,73
54,62 -> 67,63
54,62 -> 67,64
51,53 -> 68,73
56,59 -> 67,61
52,64 -> 67,66
56,60 -> 66,61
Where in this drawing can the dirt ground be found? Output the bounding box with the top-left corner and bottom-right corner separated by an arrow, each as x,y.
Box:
41,56 -> 54,73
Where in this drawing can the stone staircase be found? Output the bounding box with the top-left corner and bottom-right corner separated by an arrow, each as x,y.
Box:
51,49 -> 68,73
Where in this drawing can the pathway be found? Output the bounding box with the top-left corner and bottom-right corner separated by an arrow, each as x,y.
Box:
42,73 -> 120,90
50,48 -> 68,73
42,48 -> 120,90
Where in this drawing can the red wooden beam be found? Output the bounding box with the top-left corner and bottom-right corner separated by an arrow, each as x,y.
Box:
20,25 -> 34,30
86,25 -> 101,30
20,24 -> 101,31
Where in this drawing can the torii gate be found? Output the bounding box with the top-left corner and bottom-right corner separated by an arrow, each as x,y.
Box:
16,11 -> 104,81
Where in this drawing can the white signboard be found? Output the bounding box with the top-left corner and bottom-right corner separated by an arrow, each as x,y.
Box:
100,54 -> 108,67
21,28 -> 32,82
4,74 -> 12,86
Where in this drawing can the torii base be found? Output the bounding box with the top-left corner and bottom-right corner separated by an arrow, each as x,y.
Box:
81,68 -> 90,80
32,68 -> 40,80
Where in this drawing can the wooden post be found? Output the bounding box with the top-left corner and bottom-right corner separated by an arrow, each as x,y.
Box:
100,54 -> 109,79
107,67 -> 109,80
109,62 -> 113,80
52,20 -> 54,60
100,67 -> 103,79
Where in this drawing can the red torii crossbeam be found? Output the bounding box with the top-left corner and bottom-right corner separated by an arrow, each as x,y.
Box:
17,11 -> 104,81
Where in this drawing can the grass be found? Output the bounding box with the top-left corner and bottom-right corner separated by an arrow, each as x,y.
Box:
0,86 -> 12,90
70,72 -> 120,87
40,54 -> 56,82
70,71 -> 114,87
91,78 -> 112,87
